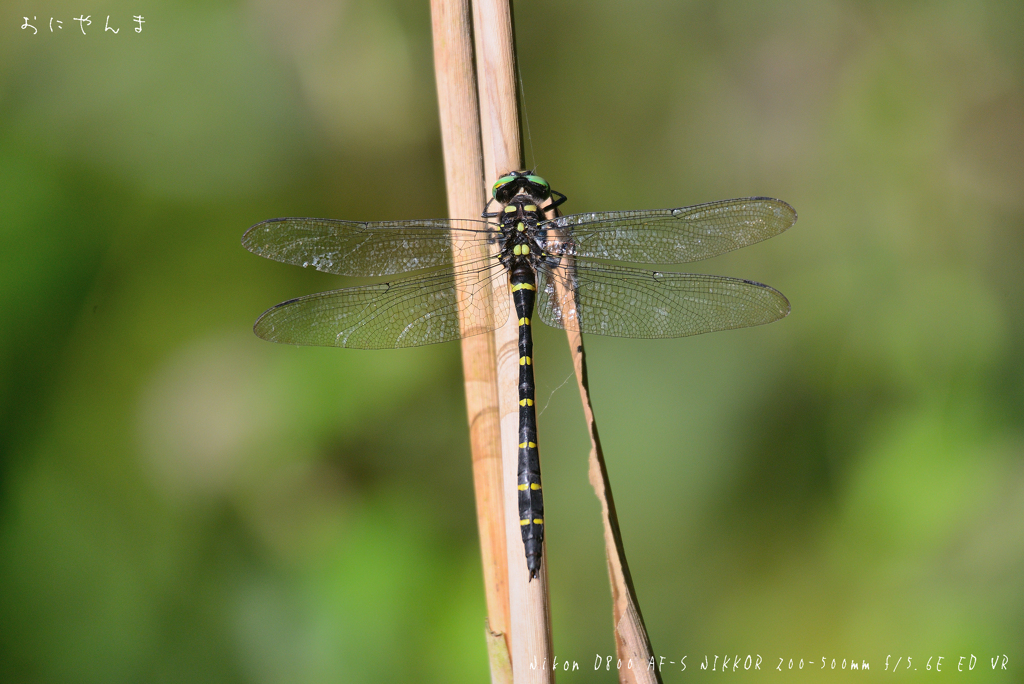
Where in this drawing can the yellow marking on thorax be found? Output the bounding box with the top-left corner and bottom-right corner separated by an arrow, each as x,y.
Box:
503,205 -> 516,213
511,283 -> 536,292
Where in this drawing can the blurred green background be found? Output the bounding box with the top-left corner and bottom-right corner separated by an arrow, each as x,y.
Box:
2,0 -> 1022,681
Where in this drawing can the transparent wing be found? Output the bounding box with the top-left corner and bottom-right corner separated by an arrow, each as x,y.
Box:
536,258 -> 789,338
242,217 -> 500,277
540,197 -> 795,264
253,258 -> 510,348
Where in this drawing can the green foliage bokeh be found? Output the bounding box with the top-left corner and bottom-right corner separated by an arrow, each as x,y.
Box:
1,1 -> 1022,682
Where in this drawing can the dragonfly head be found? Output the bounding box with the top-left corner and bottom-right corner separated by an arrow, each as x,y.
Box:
493,170 -> 551,204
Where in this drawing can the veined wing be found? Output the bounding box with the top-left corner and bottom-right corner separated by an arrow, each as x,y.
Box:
536,258 -> 789,338
242,217 -> 500,277
541,198 -> 795,264
253,257 -> 509,349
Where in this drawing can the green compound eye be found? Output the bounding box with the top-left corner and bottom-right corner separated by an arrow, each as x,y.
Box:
525,175 -> 548,189
492,176 -> 517,199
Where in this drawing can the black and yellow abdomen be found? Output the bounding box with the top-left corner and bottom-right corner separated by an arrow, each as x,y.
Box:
496,191 -> 553,581
510,262 -> 543,579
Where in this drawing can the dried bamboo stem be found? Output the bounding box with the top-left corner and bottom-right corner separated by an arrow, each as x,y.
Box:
429,0 -> 512,679
473,0 -> 554,681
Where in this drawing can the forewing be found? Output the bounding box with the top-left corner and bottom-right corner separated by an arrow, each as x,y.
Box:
242,217 -> 499,277
542,197 -> 795,264
537,258 -> 790,338
253,258 -> 510,348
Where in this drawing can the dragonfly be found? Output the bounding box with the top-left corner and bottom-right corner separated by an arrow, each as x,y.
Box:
242,171 -> 796,579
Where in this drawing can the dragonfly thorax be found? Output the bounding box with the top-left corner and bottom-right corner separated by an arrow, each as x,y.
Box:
498,195 -> 548,270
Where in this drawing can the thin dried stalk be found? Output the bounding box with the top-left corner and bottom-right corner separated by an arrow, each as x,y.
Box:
568,333 -> 662,684
545,225 -> 661,684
